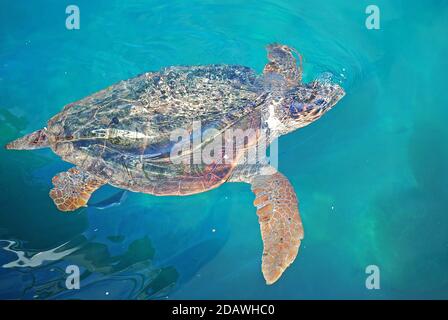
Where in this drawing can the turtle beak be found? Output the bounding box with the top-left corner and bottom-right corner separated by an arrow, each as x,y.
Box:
326,83 -> 345,110
309,81 -> 345,114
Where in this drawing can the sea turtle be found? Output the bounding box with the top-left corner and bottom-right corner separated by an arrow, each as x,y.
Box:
6,44 -> 345,284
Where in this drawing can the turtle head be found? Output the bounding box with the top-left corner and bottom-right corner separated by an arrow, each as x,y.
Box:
278,80 -> 345,133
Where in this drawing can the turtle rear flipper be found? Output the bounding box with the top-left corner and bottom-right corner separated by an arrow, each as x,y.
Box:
49,167 -> 107,212
5,129 -> 49,150
250,171 -> 304,284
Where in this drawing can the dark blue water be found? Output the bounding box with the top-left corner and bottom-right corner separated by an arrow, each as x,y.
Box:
1,0 -> 447,299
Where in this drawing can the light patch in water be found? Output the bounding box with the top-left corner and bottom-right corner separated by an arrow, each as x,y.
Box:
1,240 -> 79,268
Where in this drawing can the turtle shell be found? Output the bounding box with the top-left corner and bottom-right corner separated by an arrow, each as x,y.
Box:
46,65 -> 266,195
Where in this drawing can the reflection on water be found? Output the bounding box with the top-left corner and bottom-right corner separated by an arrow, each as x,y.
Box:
2,240 -> 79,268
0,188 -> 230,299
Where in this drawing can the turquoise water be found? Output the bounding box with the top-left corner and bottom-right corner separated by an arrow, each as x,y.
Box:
1,0 -> 448,299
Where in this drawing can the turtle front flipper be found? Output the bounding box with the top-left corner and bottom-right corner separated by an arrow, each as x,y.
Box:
263,43 -> 302,86
250,171 -> 304,284
49,167 -> 107,212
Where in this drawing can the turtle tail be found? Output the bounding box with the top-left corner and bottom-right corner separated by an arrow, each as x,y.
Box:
5,128 -> 50,150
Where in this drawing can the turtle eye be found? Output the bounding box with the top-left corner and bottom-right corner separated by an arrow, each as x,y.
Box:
314,99 -> 326,107
111,117 -> 120,125
289,102 -> 304,117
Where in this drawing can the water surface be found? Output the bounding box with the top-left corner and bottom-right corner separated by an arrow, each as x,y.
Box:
0,0 -> 447,299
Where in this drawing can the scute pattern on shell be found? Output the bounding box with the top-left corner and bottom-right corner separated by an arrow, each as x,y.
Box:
46,65 -> 265,194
